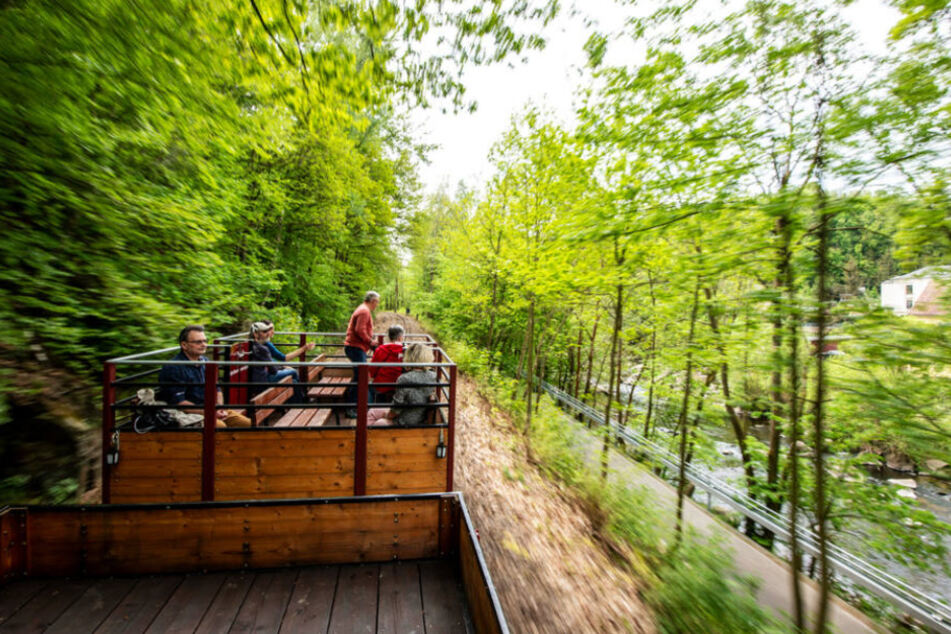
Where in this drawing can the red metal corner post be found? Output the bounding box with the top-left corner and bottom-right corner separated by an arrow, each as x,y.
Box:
447,365 -> 457,491
354,364 -> 368,496
101,362 -> 116,504
202,362 -> 218,501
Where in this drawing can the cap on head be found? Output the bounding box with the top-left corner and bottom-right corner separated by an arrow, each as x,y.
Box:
251,321 -> 271,335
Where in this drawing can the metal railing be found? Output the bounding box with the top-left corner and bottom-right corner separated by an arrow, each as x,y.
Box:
537,378 -> 951,633
102,331 -> 458,503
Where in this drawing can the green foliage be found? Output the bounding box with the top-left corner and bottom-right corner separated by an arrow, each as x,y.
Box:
646,535 -> 786,634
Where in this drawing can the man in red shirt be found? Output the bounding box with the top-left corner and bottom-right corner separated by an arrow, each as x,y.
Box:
343,291 -> 380,417
370,325 -> 405,403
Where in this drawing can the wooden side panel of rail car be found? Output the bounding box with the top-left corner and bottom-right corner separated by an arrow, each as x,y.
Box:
108,427 -> 449,502
15,500 -> 440,576
458,504 -> 506,634
0,494 -> 506,633
367,427 -> 446,494
214,430 -> 355,498
109,432 -> 202,503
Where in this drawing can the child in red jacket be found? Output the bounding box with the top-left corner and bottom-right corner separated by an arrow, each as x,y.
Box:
370,325 -> 405,403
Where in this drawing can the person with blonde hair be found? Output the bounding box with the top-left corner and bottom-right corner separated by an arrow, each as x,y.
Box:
367,343 -> 437,425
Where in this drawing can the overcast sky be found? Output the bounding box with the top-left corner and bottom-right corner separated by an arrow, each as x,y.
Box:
408,0 -> 900,196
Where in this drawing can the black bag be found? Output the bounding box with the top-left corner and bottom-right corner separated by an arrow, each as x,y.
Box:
133,406 -> 180,433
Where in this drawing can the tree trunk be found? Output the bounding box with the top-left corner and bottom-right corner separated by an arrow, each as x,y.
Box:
573,327 -> 584,399
591,354 -> 607,413
784,211 -> 806,633
621,360 -> 646,430
812,131 -> 832,634
643,270 -> 658,438
524,297 -> 536,459
601,273 -> 624,481
583,313 -> 600,400
513,310 -> 533,400
764,213 -> 792,548
676,278 -> 702,540
643,348 -> 656,438
703,283 -> 759,536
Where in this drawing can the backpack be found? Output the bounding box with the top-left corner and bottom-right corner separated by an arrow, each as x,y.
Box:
133,406 -> 180,433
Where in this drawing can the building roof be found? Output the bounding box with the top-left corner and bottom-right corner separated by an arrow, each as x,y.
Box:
909,280 -> 945,317
883,265 -> 951,283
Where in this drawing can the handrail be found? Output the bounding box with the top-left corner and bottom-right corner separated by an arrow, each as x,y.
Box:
107,331 -> 451,364
215,331 -> 438,342
536,378 -> 951,633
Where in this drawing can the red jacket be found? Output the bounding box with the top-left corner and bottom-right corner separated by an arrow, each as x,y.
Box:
344,303 -> 374,352
370,343 -> 404,393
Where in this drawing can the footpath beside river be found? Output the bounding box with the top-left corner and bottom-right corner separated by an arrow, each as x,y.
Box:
580,423 -> 883,633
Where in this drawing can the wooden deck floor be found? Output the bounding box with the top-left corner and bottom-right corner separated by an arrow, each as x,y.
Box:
0,560 -> 472,633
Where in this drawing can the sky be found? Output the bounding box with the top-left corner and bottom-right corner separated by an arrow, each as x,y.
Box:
408,0 -> 901,196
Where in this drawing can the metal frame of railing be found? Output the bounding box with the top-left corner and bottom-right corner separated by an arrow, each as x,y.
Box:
537,378 -> 951,633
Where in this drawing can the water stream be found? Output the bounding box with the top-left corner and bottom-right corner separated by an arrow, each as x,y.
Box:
697,426 -> 951,601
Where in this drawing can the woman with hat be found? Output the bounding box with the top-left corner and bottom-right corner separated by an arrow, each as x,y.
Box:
248,321 -> 315,403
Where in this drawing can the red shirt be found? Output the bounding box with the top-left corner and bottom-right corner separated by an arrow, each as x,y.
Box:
370,343 -> 404,393
344,303 -> 374,352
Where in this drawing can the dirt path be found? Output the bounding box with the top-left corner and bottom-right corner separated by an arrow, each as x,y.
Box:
376,313 -> 655,634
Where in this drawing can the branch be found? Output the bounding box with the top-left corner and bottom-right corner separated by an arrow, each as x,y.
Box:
282,0 -> 311,96
249,0 -> 300,75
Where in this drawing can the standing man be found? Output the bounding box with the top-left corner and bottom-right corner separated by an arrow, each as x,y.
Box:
158,325 -> 251,427
343,291 -> 380,417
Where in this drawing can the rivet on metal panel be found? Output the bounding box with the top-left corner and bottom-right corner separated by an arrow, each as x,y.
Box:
393,512 -> 399,524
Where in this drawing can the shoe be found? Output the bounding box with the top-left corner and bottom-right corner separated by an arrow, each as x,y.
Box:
345,409 -> 358,419
222,411 -> 252,427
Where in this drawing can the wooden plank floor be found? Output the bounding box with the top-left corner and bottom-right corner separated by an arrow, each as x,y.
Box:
0,560 -> 472,633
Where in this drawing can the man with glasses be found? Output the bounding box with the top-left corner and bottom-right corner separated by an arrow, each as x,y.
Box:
158,325 -> 251,427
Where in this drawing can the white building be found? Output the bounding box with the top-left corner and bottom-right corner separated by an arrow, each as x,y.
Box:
880,266 -> 950,317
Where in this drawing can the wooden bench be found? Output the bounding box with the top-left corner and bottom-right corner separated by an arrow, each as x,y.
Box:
300,354 -> 349,401
249,374 -> 295,426
272,406 -> 338,427
308,375 -> 349,400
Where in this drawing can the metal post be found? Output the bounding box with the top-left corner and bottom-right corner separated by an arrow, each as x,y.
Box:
447,365 -> 457,491
101,363 -> 116,504
354,364 -> 368,495
299,333 -> 307,363
202,362 -> 217,501
216,338 -> 229,405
